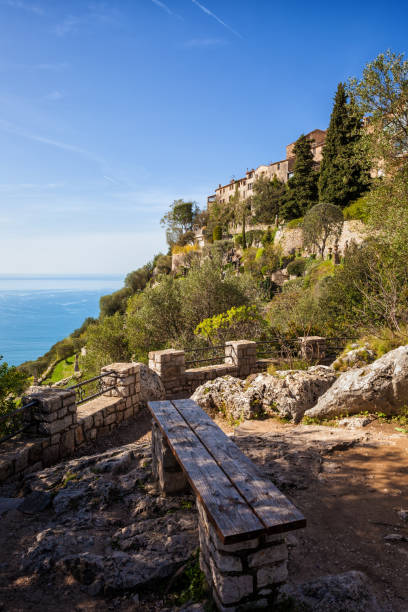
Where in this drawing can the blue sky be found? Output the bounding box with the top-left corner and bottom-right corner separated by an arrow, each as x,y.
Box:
0,0 -> 407,274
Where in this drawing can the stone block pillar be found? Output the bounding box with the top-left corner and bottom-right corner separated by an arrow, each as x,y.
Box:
197,501 -> 289,611
22,387 -> 77,463
148,349 -> 186,397
225,340 -> 257,378
298,336 -> 327,361
101,363 -> 141,415
151,422 -> 188,494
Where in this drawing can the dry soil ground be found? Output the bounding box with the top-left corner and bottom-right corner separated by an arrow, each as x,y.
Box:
0,410 -> 407,611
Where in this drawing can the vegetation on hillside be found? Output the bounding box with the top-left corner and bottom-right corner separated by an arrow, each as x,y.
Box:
19,49 -> 408,384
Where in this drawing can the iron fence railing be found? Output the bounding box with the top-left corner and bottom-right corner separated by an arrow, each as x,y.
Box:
255,337 -> 358,362
184,345 -> 226,368
67,371 -> 116,405
0,400 -> 38,445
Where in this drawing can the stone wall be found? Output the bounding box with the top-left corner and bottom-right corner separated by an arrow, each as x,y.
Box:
275,219 -> 367,256
0,363 -> 141,484
148,340 -> 258,399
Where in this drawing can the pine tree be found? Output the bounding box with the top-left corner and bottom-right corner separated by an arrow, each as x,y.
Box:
283,134 -> 319,220
318,82 -> 370,207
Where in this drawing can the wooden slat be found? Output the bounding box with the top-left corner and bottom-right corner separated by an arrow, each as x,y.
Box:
148,400 -> 264,544
172,399 -> 306,534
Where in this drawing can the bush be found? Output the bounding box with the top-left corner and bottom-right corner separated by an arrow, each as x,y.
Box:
287,258 -> 307,277
212,225 -> 222,241
343,195 -> 370,222
261,227 -> 276,246
286,217 -> 303,229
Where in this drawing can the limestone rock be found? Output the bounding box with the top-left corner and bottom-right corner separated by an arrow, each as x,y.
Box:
332,345 -> 375,372
278,570 -> 381,611
305,345 -> 408,420
138,363 -> 166,405
192,366 -> 336,423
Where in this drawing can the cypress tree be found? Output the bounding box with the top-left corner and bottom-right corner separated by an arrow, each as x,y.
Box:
318,82 -> 370,207
283,134 -> 319,220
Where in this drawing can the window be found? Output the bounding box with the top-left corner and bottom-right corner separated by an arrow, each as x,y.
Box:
277,163 -> 280,170
247,183 -> 252,190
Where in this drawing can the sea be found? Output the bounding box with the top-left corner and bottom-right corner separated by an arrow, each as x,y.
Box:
0,275 -> 124,366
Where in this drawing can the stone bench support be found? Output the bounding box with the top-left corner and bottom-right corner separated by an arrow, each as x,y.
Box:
151,422 -> 188,494
197,501 -> 289,611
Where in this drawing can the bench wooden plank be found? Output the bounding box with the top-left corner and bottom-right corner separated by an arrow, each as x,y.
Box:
172,398 -> 306,534
148,400 -> 264,544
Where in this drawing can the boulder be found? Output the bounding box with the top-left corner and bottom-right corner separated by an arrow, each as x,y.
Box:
278,571 -> 380,612
305,345 -> 408,420
138,363 -> 166,405
332,344 -> 375,371
191,366 -> 337,423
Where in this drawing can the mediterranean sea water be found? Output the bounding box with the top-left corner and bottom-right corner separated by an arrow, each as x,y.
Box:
0,275 -> 124,366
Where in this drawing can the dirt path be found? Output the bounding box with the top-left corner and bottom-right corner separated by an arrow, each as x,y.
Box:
0,410 -> 407,611
234,419 -> 408,611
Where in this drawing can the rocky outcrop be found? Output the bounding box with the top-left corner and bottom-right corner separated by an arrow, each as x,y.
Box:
191,366 -> 337,423
305,345 -> 408,420
278,571 -> 380,612
332,344 -> 375,371
138,363 -> 166,405
20,443 -> 198,595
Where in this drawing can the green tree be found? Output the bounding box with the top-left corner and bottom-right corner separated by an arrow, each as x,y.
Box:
99,287 -> 131,317
283,134 -> 319,220
82,313 -> 131,375
319,82 -> 370,207
160,199 -> 199,246
251,176 -> 286,224
348,50 -> 408,173
125,262 -> 153,293
302,203 -> 344,258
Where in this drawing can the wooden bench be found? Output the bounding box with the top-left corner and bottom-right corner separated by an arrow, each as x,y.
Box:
148,398 -> 306,611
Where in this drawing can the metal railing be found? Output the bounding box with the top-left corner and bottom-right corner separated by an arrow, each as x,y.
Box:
67,371 -> 116,405
0,400 -> 38,445
184,345 -> 227,368
256,337 -> 358,363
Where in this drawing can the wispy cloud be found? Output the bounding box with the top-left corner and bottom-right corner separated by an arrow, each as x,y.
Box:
44,90 -> 64,102
0,119 -> 106,167
2,0 -> 44,15
150,0 -> 183,20
151,0 -> 173,16
55,5 -> 121,36
55,15 -> 80,37
184,37 -> 227,48
191,0 -> 242,39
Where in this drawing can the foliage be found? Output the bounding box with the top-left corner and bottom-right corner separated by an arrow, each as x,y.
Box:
166,550 -> 211,608
348,50 -> 408,173
99,287 -> 131,318
194,305 -> 268,344
172,244 -> 200,255
266,286 -> 322,337
125,262 -> 153,293
285,217 -> 303,229
212,225 -> 222,241
44,356 -> 76,384
343,195 -> 370,221
287,258 -> 307,277
283,134 -> 319,220
261,226 -> 276,246
125,256 -> 261,358
318,82 -> 370,207
82,313 -> 131,376
160,199 -> 200,247
251,176 -> 286,223
154,254 -> 172,274
302,203 -> 344,257
0,357 -> 28,414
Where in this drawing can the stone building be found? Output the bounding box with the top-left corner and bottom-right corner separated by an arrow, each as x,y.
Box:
207,129 -> 327,209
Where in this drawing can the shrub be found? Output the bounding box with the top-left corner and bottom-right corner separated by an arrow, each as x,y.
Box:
286,217 -> 303,229
343,195 -> 370,222
287,258 -> 307,277
261,227 -> 276,246
172,244 -> 199,255
212,225 -> 222,241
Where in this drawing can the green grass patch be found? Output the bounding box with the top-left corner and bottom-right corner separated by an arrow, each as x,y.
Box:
44,355 -> 76,384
